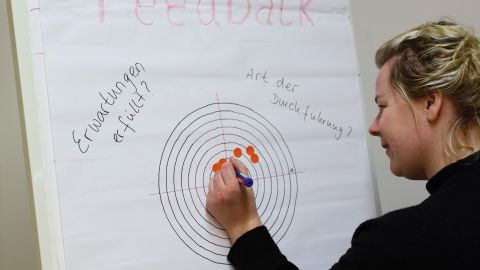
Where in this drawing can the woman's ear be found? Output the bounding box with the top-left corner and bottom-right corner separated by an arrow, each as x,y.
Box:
424,92 -> 444,122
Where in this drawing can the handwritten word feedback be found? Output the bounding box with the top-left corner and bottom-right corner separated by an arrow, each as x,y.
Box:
98,0 -> 314,26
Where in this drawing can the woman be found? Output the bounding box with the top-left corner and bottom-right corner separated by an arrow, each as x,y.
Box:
206,20 -> 480,269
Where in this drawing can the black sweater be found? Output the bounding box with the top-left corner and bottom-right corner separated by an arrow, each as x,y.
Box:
228,152 -> 480,269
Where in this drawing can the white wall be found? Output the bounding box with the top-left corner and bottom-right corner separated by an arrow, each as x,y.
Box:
2,0 -> 480,269
349,0 -> 480,213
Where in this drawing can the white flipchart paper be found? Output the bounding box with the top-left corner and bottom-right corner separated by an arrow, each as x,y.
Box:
28,0 -> 376,269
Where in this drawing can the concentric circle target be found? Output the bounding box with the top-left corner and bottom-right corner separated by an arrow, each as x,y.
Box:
158,102 -> 298,264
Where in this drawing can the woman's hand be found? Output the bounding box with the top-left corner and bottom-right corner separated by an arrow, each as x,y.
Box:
206,157 -> 262,244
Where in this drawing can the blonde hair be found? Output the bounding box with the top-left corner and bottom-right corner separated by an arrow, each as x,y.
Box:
375,19 -> 480,160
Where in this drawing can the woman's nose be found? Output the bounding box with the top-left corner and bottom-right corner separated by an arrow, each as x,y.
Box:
368,119 -> 380,136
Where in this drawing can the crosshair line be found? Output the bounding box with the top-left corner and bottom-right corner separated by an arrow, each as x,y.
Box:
254,171 -> 304,180
215,93 -> 228,159
150,170 -> 304,196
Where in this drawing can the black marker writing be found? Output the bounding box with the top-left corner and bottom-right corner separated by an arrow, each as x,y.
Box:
72,62 -> 151,153
271,92 -> 349,140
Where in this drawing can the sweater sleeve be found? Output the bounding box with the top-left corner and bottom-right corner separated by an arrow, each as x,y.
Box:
228,226 -> 299,270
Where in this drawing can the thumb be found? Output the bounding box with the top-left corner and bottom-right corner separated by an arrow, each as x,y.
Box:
229,157 -> 249,176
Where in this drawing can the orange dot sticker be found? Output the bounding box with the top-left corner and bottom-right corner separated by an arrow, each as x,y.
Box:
219,158 -> 227,166
250,153 -> 259,164
212,163 -> 221,173
246,145 -> 255,156
233,148 -> 243,158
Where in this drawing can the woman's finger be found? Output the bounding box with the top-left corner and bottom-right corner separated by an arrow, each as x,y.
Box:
208,178 -> 214,193
212,170 -> 225,190
221,160 -> 237,187
230,157 -> 249,176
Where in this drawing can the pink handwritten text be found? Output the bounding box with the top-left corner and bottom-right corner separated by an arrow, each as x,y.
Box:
98,0 -> 314,26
